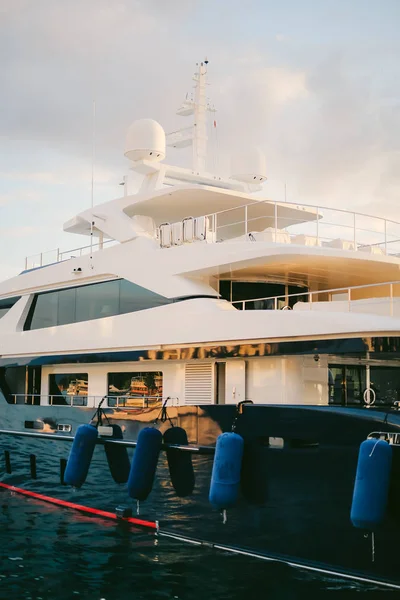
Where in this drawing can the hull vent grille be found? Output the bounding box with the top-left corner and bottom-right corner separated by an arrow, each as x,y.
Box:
184,363 -> 214,405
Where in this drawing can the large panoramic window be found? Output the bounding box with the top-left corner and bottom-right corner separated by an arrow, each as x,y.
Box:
107,371 -> 163,407
24,279 -> 172,330
48,373 -> 88,406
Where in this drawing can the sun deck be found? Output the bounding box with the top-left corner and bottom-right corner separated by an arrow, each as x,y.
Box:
24,199 -> 400,271
158,199 -> 400,256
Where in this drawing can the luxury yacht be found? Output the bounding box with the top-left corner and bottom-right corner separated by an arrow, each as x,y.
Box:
1,61 -> 400,587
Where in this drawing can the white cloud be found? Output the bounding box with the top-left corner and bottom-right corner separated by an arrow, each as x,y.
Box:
0,167 -> 118,186
0,189 -> 43,205
0,0 -> 399,230
0,225 -> 39,238
0,264 -> 20,282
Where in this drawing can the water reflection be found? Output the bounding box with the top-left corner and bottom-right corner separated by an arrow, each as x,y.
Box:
0,493 -> 390,599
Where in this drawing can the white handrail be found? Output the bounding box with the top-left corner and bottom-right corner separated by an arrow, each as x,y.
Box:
158,199 -> 400,254
203,197 -> 400,225
24,239 -> 117,271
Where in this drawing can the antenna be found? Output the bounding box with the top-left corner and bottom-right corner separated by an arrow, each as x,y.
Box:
91,99 -> 96,209
90,99 -> 96,260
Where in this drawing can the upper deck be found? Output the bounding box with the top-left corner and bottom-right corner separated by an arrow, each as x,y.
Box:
25,196 -> 400,271
157,198 -> 400,256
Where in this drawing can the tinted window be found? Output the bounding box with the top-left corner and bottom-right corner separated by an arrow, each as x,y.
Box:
232,281 -> 286,301
0,296 -> 21,320
219,281 -> 309,310
49,373 -> 88,406
25,279 -> 172,330
120,279 -> 168,314
219,280 -> 231,302
370,366 -> 400,405
0,366 -> 26,403
30,291 -> 58,329
58,287 -> 76,326
76,280 -> 119,322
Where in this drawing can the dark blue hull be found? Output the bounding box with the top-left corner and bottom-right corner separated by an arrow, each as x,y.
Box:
1,403 -> 400,587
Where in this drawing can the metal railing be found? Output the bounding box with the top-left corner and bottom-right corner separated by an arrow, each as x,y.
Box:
24,239 -> 117,271
158,199 -> 400,256
231,280 -> 400,317
10,394 -> 88,406
106,395 -> 179,409
9,394 -> 180,409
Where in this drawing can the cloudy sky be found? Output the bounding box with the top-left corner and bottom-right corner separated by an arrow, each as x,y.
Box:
1,0 -> 399,280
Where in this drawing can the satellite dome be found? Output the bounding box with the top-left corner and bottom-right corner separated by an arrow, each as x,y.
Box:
230,147 -> 267,184
124,118 -> 166,162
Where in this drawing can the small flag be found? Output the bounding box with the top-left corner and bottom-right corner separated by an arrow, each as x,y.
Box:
213,120 -> 217,128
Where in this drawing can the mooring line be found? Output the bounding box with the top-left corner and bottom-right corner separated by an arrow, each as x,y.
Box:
0,429 -> 214,454
0,482 -> 157,529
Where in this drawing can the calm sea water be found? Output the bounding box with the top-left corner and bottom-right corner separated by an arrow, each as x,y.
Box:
0,493 -> 393,600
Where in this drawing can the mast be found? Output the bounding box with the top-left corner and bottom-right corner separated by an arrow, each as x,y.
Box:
192,60 -> 208,172
166,59 -> 215,174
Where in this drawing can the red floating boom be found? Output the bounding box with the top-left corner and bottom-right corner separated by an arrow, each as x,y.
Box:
0,482 -> 158,530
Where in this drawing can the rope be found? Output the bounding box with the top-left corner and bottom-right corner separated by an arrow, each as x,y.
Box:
369,439 -> 381,457
231,400 -> 253,432
372,531 -> 375,563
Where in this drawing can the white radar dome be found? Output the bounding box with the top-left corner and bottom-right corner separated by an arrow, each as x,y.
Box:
124,118 -> 166,162
230,147 -> 267,184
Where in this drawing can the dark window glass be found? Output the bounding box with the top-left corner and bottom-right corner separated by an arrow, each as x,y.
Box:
58,288 -> 76,326
29,291 -> 58,329
230,281 -> 286,310
107,371 -> 163,407
0,366 -> 26,403
49,373 -> 88,406
25,420 -> 44,430
328,365 -> 400,407
219,280 -> 231,302
25,279 -> 172,330
76,280 -> 119,323
232,282 -> 286,302
288,285 -> 309,308
119,279 -> 168,314
370,367 -> 400,405
0,296 -> 20,320
329,365 -> 366,406
0,366 -> 42,404
221,281 -> 309,310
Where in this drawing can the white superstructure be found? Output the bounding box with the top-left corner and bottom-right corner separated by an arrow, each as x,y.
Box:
1,60 -> 400,410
